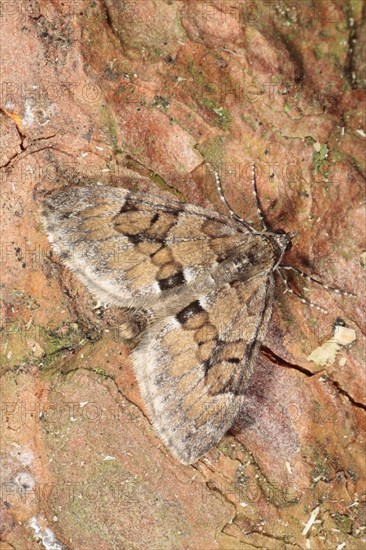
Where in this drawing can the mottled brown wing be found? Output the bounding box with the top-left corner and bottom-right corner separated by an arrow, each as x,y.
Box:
41,186 -> 251,308
132,273 -> 275,464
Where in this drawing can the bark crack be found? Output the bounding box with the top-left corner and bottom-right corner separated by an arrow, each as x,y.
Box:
261,345 -> 317,376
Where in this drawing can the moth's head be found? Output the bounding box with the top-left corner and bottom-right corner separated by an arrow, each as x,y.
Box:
272,229 -> 296,253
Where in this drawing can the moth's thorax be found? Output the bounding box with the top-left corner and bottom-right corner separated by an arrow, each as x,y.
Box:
214,234 -> 277,285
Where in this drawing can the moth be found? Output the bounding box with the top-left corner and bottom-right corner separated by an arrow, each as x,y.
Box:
41,169 -> 338,464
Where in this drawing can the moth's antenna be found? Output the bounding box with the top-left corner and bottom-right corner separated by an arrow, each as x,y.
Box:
251,162 -> 269,231
208,164 -> 255,232
211,168 -> 240,219
279,265 -> 357,298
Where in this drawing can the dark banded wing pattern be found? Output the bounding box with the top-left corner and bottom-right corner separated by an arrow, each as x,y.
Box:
133,273 -> 275,464
42,186 -> 253,309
